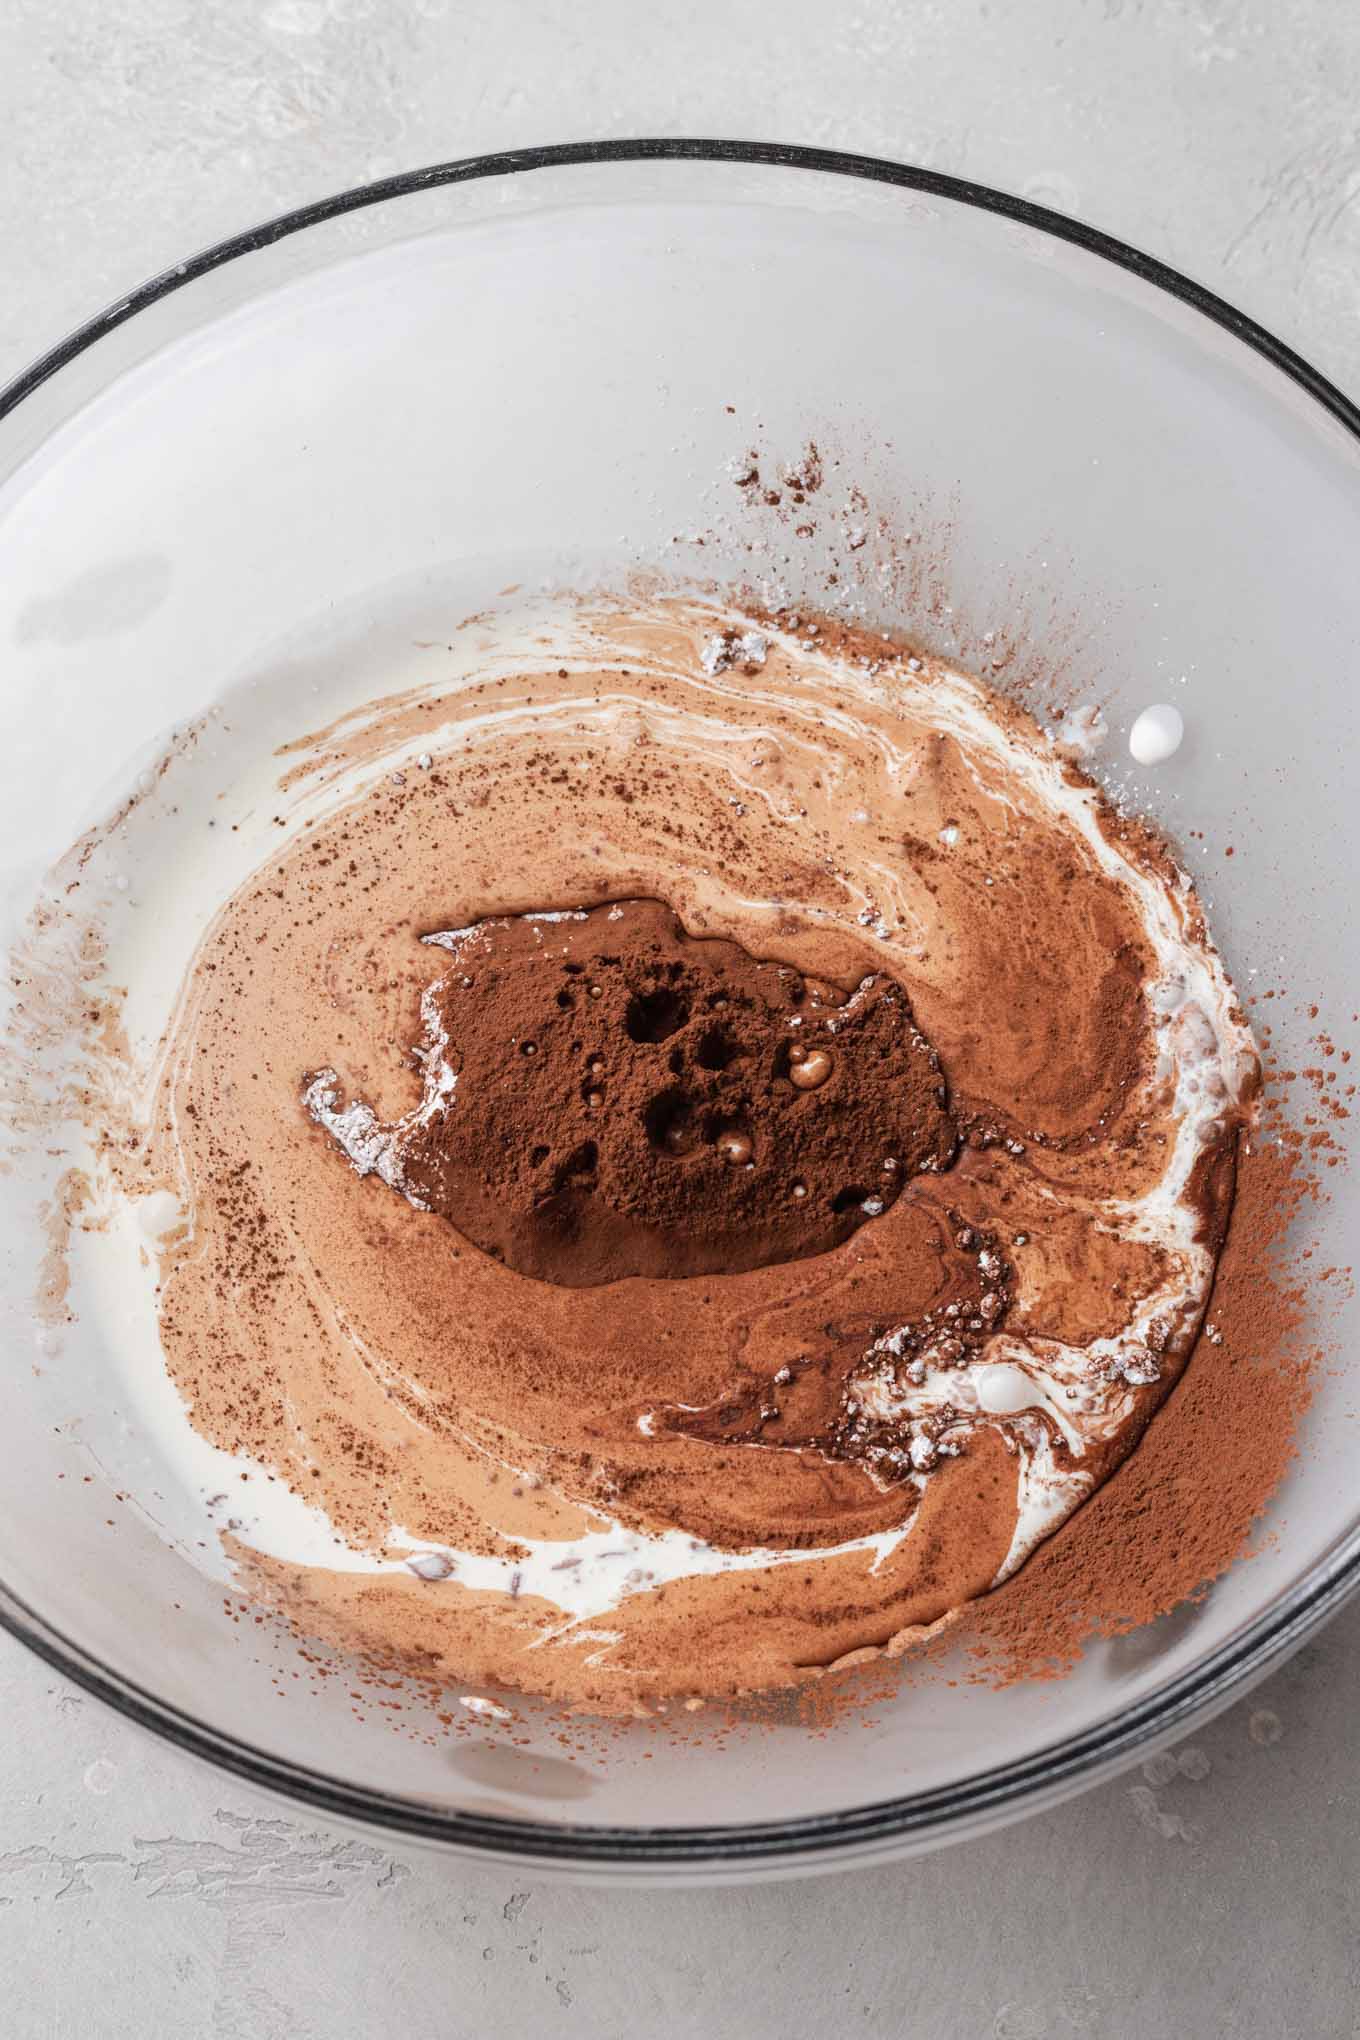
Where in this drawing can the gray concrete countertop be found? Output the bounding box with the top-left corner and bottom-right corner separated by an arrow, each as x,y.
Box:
3,4 -> 1358,2034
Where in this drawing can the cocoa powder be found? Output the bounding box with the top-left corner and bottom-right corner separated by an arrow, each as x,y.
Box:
954,1139 -> 1324,1682
326,898 -> 955,1287
114,592 -> 1267,1711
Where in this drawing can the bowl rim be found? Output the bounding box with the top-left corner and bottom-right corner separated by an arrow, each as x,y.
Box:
2,138 -> 1358,1871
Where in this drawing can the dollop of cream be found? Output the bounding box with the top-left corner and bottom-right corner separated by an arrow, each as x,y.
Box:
1129,702 -> 1185,765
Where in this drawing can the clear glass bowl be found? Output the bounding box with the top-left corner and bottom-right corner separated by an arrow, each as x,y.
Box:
1,143 -> 1356,1879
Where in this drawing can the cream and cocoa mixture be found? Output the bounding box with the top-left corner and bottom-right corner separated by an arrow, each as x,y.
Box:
113,595 -> 1256,1709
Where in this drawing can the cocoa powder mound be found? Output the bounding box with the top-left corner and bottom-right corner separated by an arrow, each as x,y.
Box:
389,899 -> 957,1286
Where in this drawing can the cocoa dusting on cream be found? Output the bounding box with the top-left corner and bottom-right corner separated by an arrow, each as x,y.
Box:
102,595 -> 1262,1711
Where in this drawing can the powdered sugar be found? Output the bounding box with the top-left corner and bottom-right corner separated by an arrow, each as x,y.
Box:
701,630 -> 768,676
302,1073 -> 410,1193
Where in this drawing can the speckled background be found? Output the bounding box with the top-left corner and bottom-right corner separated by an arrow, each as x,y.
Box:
3,4 -> 1359,2035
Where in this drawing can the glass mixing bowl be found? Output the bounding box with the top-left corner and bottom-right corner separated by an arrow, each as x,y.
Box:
1,143 -> 1356,1880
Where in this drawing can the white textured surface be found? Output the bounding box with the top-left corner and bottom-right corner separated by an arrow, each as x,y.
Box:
3,4 -> 1359,2033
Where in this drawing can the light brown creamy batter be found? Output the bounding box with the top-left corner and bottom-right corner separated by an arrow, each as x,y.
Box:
129,597 -> 1257,1709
